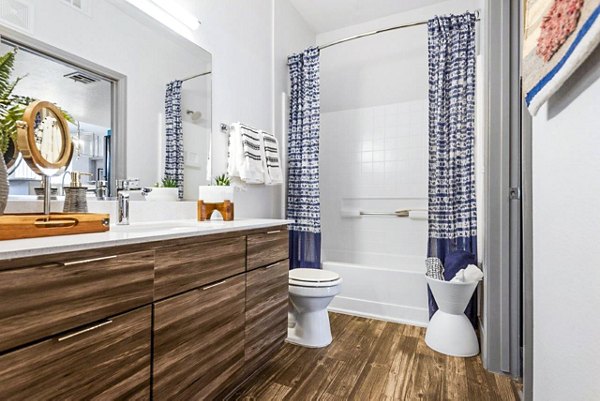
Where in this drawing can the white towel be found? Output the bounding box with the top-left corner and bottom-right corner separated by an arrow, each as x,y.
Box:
227,123 -> 264,184
239,125 -> 264,184
260,131 -> 283,185
450,264 -> 484,283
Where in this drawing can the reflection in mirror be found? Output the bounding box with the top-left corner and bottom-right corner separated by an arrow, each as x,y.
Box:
34,108 -> 64,164
1,39 -> 113,197
2,1 -> 212,200
181,71 -> 212,200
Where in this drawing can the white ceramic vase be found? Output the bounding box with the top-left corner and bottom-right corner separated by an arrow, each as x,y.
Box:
198,185 -> 234,203
143,187 -> 179,201
0,157 -> 8,215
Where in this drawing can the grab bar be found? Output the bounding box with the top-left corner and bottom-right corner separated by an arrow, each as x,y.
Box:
359,210 -> 410,217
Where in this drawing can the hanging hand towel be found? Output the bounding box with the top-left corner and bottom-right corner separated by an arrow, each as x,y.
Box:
260,131 -> 283,185
239,125 -> 264,184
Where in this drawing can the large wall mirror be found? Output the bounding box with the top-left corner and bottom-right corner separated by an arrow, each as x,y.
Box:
1,0 -> 212,200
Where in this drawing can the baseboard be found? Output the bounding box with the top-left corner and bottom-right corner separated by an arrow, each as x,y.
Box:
329,296 -> 429,327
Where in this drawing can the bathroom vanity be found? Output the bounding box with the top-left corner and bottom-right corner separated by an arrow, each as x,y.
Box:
0,220 -> 289,400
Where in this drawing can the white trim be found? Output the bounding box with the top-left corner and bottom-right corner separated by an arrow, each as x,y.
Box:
329,296 -> 428,327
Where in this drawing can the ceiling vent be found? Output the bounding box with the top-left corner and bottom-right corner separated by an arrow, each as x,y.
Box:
64,71 -> 100,85
0,0 -> 33,33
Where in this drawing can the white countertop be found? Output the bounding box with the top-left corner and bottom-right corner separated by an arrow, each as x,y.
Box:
0,219 -> 291,261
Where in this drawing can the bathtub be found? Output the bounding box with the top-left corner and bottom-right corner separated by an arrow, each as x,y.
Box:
324,260 -> 429,327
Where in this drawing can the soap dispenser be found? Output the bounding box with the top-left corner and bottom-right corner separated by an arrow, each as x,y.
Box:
63,171 -> 92,213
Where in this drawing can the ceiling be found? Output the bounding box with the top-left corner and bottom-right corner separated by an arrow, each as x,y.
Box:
289,0 -> 447,33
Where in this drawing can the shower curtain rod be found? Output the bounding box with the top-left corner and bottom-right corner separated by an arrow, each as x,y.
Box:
318,10 -> 480,50
181,71 -> 212,82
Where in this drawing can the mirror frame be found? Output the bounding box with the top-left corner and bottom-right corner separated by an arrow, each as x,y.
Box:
4,138 -> 22,174
17,100 -> 73,174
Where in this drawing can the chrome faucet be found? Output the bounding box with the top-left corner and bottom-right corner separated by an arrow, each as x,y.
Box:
117,192 -> 130,225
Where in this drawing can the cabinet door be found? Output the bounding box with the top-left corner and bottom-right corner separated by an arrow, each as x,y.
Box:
0,306 -> 152,401
245,259 -> 289,374
154,237 -> 246,300
0,250 -> 154,353
153,274 -> 246,400
247,228 -> 288,271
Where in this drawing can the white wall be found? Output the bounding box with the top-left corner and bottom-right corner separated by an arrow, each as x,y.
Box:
532,46 -> 600,401
273,0 -> 316,217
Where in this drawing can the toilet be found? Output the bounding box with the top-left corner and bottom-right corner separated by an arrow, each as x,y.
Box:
287,268 -> 342,348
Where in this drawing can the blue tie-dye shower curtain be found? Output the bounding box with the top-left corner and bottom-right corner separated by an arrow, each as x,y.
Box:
164,80 -> 184,199
287,47 -> 321,269
427,13 -> 478,322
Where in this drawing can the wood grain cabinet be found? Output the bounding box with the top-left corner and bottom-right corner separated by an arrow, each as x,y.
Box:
0,306 -> 152,401
154,237 -> 246,300
0,226 -> 289,400
245,259 -> 289,375
153,274 -> 246,400
0,250 -> 154,353
247,229 -> 289,271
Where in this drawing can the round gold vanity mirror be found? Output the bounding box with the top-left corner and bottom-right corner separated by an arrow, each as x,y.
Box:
17,100 -> 73,177
17,100 -> 73,214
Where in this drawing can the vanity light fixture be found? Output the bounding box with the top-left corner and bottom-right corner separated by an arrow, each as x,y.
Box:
124,0 -> 200,37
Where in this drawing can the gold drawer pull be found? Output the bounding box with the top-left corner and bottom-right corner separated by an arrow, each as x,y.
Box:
202,280 -> 227,291
57,320 -> 113,342
62,255 -> 117,266
266,230 -> 281,235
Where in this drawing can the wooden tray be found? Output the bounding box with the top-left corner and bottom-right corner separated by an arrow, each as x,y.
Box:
0,213 -> 110,241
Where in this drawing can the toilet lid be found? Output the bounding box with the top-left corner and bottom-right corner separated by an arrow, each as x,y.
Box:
289,268 -> 341,287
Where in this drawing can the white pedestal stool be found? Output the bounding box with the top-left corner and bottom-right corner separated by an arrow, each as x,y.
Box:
425,276 -> 480,357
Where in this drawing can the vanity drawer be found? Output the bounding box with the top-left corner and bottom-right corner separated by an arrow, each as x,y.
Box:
245,259 -> 289,374
0,306 -> 152,400
0,250 -> 154,353
153,274 -> 246,400
247,227 -> 289,270
154,236 -> 246,300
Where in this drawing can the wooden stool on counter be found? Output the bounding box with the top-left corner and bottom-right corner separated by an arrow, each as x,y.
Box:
197,200 -> 234,221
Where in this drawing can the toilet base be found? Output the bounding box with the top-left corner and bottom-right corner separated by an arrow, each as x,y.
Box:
425,310 -> 479,357
287,309 -> 332,348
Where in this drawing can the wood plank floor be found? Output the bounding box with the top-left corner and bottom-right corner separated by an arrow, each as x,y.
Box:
231,313 -> 521,401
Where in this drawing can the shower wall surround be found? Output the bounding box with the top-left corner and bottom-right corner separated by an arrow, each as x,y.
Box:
320,99 -> 430,325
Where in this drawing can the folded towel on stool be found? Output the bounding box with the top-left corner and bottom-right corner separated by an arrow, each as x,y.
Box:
443,250 -> 477,281
450,264 -> 484,283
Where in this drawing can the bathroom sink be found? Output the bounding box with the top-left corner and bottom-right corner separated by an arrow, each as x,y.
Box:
110,221 -> 201,233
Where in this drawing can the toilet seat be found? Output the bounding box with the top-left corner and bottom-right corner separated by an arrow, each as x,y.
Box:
289,268 -> 342,288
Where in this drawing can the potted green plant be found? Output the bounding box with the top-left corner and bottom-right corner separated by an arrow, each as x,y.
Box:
0,50 -> 33,214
